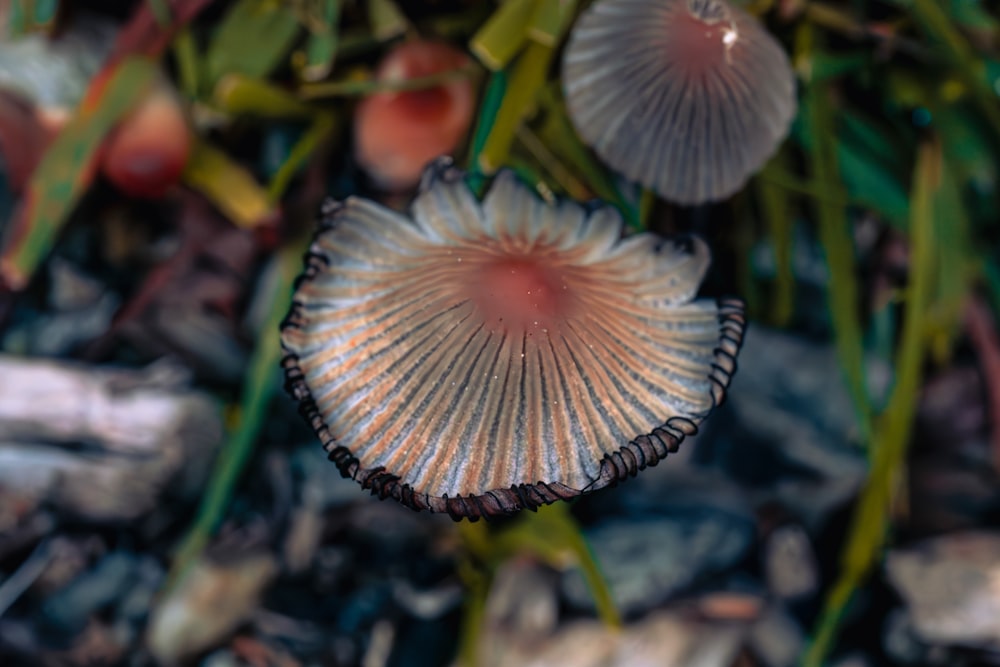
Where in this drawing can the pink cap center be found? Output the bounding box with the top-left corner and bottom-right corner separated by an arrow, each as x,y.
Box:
666,10 -> 736,78
472,257 -> 570,334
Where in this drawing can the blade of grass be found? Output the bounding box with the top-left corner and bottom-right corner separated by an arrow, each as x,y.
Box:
296,0 -> 340,82
757,155 -> 796,328
172,26 -> 202,99
469,0 -> 535,71
165,238 -> 304,591
0,57 -> 158,290
214,74 -> 317,118
298,63 -> 477,99
534,84 -> 641,229
804,138 -> 942,667
182,140 -> 274,227
465,71 -> 507,193
514,125 -> 590,201
206,0 -> 301,85
804,71 -> 874,444
266,113 -> 338,203
9,0 -> 58,34
909,0 -> 1000,143
478,42 -> 555,174
368,0 -> 408,41
146,0 -> 172,26
526,0 -> 578,47
984,256 -> 1000,318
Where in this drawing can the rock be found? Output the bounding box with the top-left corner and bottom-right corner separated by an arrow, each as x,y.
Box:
146,553 -> 278,665
763,524 -> 819,600
41,552 -> 142,634
469,610 -> 748,667
748,604 -> 806,667
886,531 -> 1000,646
0,355 -> 222,521
484,560 -> 559,641
563,469 -> 756,615
697,326 -> 868,528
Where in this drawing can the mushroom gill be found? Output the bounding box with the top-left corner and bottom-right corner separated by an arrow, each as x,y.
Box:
281,158 -> 745,520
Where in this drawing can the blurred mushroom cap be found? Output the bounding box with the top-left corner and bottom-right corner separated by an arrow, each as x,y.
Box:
563,0 -> 796,205
281,158 -> 745,520
101,81 -> 191,199
353,40 -> 474,191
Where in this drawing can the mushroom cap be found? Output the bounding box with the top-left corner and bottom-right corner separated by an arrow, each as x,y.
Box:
281,158 -> 745,520
354,40 -> 475,191
562,0 -> 796,205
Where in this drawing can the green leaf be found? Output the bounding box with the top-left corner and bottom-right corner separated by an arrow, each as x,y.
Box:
206,0 -> 301,85
181,140 -> 274,227
367,0 -> 408,41
0,57 -> 158,290
805,138 -> 942,667
527,0 -> 578,47
298,0 -> 341,82
9,0 -> 58,35
793,108 -> 911,229
799,78 -> 875,440
757,154 -> 797,328
809,51 -> 869,81
213,74 -> 316,119
166,237 -> 306,591
478,41 -> 553,174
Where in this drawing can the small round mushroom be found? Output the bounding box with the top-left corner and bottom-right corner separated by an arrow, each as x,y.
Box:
101,81 -> 191,199
353,40 -> 474,191
281,158 -> 745,520
562,0 -> 796,205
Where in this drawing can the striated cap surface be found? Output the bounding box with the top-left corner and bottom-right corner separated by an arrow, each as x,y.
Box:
563,0 -> 796,205
281,159 -> 745,519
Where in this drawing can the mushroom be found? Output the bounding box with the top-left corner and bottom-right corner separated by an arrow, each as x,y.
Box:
281,158 -> 745,520
101,80 -> 191,199
562,0 -> 796,205
353,40 -> 475,191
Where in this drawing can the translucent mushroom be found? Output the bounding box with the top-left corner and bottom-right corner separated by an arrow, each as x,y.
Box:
562,0 -> 796,205
281,158 -> 745,520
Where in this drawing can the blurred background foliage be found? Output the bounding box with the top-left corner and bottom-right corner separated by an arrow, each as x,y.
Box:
0,1 -> 999,666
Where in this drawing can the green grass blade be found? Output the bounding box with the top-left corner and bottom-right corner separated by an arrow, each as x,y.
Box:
298,64 -> 476,99
165,238 -> 305,591
367,0 -> 408,41
464,70 -> 507,193
478,42 -> 554,175
757,155 -> 796,328
266,113 -> 338,203
804,76 -> 874,443
527,0 -> 578,47
214,74 -> 317,118
206,0 -> 301,85
181,140 -> 274,227
909,0 -> 1000,143
298,0 -> 340,81
172,26 -> 202,99
804,138 -> 942,667
9,0 -> 58,34
0,57 -> 158,290
469,0 -> 535,71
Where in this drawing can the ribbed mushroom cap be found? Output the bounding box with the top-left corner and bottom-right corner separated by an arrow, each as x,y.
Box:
281,158 -> 745,520
562,0 -> 796,205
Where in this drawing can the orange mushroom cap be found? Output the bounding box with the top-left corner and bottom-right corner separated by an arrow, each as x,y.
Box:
353,40 -> 474,191
563,0 -> 796,205
101,82 -> 191,199
281,158 -> 745,520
